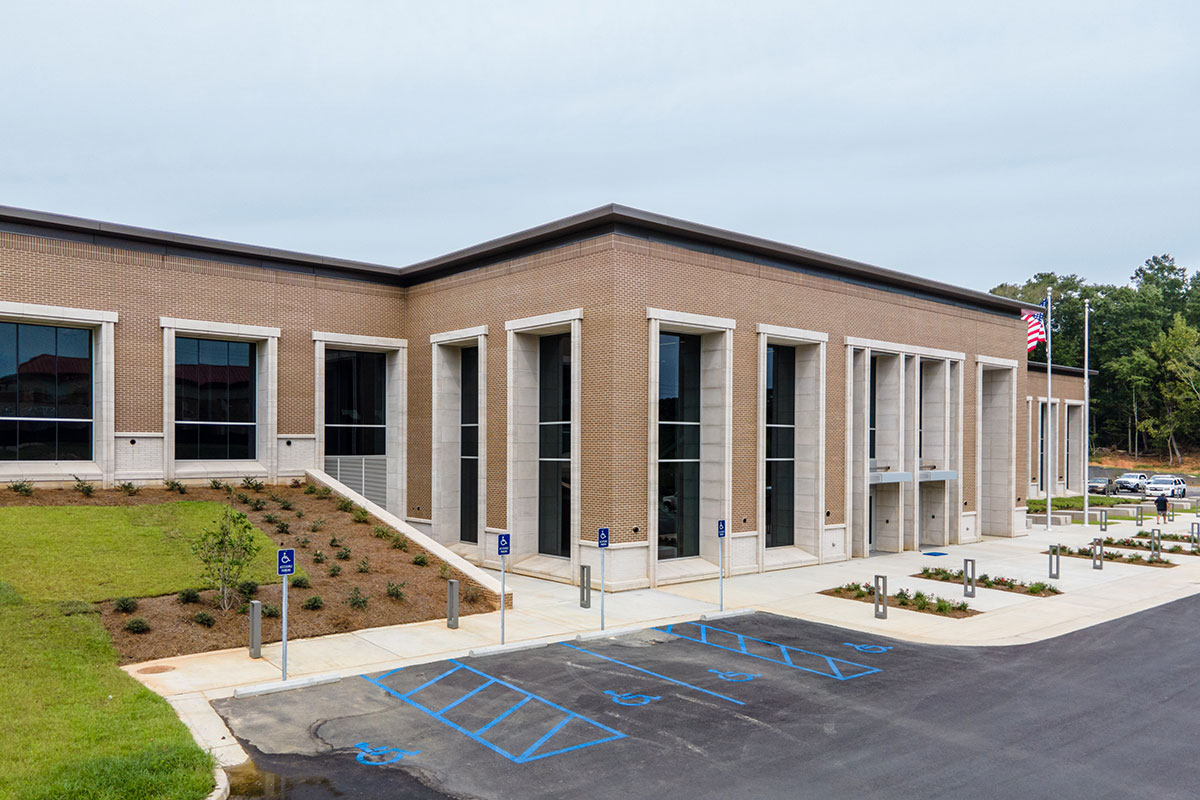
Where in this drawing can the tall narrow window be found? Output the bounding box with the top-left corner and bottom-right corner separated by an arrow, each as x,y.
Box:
1038,402 -> 1046,491
917,367 -> 924,460
868,354 -> 878,460
658,332 -> 701,559
176,338 -> 255,460
0,322 -> 93,461
765,344 -> 795,548
325,350 -> 386,456
538,334 -> 571,557
460,346 -> 479,543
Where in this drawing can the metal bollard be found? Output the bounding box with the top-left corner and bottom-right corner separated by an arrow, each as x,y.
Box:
579,565 -> 592,609
1191,521 -> 1200,551
963,558 -> 976,598
249,600 -> 262,659
1168,504 -> 1175,523
1092,538 -> 1104,570
1150,529 -> 1161,561
446,580 -> 459,629
1136,506 -> 1144,527
1049,544 -> 1060,579
873,575 -> 887,619
1099,509 -> 1108,532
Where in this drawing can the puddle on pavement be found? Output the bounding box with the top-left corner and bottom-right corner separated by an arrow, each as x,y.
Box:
226,760 -> 343,799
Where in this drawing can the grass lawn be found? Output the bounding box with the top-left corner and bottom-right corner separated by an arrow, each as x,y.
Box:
1026,495 -> 1133,512
0,502 -> 280,601
0,585 -> 213,800
0,501 -> 281,800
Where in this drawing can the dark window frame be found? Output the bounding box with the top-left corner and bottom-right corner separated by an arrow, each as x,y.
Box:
324,349 -> 387,457
175,336 -> 256,461
537,333 -> 571,558
765,343 -> 796,548
0,321 -> 94,462
658,332 -> 701,560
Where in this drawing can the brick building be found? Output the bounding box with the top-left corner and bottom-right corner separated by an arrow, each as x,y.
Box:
0,204 -> 1086,589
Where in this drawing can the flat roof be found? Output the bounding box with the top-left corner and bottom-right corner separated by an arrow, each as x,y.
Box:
0,202 -> 1030,313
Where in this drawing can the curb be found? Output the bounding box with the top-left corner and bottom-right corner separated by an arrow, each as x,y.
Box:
575,625 -> 654,641
468,639 -> 555,657
232,673 -> 341,698
205,766 -> 229,800
700,608 -> 756,621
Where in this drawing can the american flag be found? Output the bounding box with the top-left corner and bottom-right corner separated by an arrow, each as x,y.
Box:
1021,301 -> 1047,352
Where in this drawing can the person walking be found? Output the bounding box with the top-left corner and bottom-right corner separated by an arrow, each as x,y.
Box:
1155,493 -> 1169,525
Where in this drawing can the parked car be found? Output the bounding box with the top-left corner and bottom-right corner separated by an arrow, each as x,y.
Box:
1114,472 -> 1148,493
1087,476 -> 1116,495
1144,475 -> 1187,498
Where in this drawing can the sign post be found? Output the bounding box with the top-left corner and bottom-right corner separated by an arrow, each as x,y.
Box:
276,548 -> 295,681
717,520 -> 726,612
497,534 -> 510,645
598,528 -> 609,631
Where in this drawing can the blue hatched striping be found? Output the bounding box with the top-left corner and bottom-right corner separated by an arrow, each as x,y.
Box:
361,660 -> 625,764
657,622 -> 880,680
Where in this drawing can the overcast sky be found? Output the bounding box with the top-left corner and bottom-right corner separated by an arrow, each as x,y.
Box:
3,2 -> 1197,290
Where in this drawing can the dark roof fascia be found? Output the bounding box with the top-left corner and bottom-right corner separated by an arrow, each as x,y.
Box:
1027,360 -> 1098,377
0,205 -> 404,286
397,203 -> 1030,315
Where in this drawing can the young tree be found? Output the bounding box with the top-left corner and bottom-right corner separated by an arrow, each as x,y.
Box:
192,505 -> 261,611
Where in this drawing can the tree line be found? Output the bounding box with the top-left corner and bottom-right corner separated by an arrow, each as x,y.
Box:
991,255 -> 1200,463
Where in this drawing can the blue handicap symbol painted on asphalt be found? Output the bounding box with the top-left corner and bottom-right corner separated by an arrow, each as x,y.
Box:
603,690 -> 661,706
843,643 -> 892,654
708,669 -> 761,682
353,741 -> 420,765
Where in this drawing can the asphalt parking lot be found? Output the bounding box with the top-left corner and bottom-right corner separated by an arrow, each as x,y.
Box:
215,600 -> 1200,799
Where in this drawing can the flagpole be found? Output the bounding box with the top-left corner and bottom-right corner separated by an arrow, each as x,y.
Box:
1083,299 -> 1090,530
1046,288 -> 1053,532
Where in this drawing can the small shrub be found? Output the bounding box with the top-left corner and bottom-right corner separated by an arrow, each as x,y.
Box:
72,475 -> 95,496
336,497 -> 354,513
935,597 -> 951,614
263,604 -> 281,619
118,481 -> 140,496
263,512 -> 279,524
275,521 -> 290,535
291,574 -> 311,589
192,505 -> 262,611
386,581 -> 406,600
412,553 -> 429,567
124,617 -> 150,634
954,601 -> 970,612
373,524 -> 391,539
193,611 -> 215,628
308,518 -> 326,533
438,563 -> 451,580
8,480 -> 33,496
235,492 -> 250,504
352,506 -> 370,524
298,535 -> 311,549
164,479 -> 186,493
1129,553 -> 1144,562
328,564 -> 342,577
464,585 -> 481,603
248,498 -> 267,511
177,588 -> 201,604
391,535 -> 409,551
312,550 -> 327,564
357,557 -> 371,574
336,547 -> 352,561
268,492 -> 283,504
1027,582 -> 1048,595
290,478 -> 303,488
209,479 -> 224,490
329,535 -> 342,548
237,604 -> 249,615
302,595 -> 324,610
315,486 -> 332,499
295,509 -> 305,519
279,499 -> 294,511
348,587 -> 368,610
913,591 -> 929,611
896,588 -> 911,607
237,580 -> 259,599
241,477 -> 265,492
303,483 -> 317,495
114,596 -> 138,613
854,587 -> 866,598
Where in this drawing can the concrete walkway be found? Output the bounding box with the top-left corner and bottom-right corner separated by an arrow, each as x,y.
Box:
125,515 -> 1200,769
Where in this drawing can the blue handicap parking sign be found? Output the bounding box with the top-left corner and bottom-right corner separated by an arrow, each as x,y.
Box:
717,520 -> 726,538
598,528 -> 609,548
497,533 -> 511,556
277,548 -> 295,576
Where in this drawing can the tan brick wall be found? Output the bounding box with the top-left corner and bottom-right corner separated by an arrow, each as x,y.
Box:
0,232 -> 405,436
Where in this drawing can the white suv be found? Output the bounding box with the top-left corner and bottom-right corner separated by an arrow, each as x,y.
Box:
1144,475 -> 1187,498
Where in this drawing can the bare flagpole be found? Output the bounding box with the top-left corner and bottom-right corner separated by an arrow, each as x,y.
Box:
1083,299 -> 1090,529
1046,288 -> 1053,532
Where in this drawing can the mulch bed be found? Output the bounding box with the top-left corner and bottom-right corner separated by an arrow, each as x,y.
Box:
3,481 -> 498,663
819,585 -> 981,618
911,569 -> 1062,597
1043,549 -> 1177,568
1101,536 -> 1198,556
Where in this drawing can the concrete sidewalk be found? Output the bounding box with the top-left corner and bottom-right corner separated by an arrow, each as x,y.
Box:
125,515 -> 1200,769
